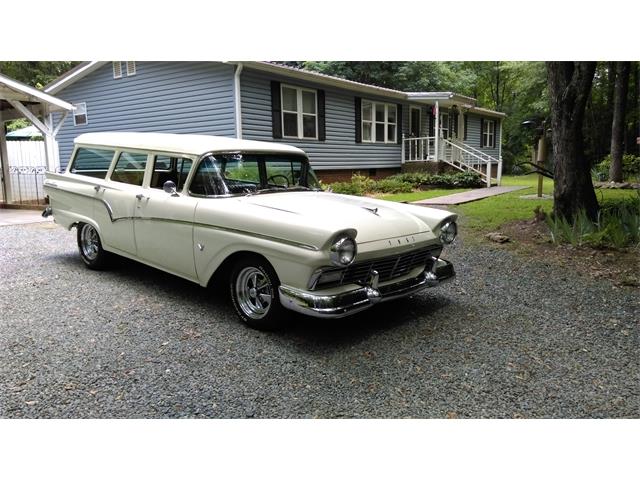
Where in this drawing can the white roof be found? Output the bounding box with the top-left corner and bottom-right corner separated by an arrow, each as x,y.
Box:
0,72 -> 74,112
73,132 -> 306,156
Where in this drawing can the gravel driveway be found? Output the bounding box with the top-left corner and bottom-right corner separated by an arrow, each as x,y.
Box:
1,222 -> 638,418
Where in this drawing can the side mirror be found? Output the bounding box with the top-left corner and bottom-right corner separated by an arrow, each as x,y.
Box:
163,180 -> 179,197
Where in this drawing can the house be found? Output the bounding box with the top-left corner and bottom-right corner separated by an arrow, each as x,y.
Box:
45,62 -> 506,185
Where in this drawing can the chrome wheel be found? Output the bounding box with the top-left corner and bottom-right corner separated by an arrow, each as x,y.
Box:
234,266 -> 273,320
80,223 -> 100,261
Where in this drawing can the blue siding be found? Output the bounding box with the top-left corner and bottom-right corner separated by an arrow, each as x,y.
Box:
240,68 -> 410,170
55,62 -> 236,168
465,113 -> 501,159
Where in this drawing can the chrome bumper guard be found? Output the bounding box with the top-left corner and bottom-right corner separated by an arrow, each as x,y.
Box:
278,258 -> 455,318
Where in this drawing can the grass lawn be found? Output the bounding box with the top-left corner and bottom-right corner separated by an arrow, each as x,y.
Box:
456,175 -> 638,232
378,174 -> 638,233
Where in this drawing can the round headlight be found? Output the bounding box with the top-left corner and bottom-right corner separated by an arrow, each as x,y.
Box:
330,236 -> 357,266
439,221 -> 457,244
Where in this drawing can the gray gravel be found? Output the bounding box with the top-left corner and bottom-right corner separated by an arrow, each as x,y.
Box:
1,222 -> 638,418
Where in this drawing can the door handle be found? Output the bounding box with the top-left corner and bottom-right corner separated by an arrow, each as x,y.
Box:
94,185 -> 101,192
135,193 -> 148,200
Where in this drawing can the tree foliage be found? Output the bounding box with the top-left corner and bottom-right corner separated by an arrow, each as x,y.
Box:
0,61 -> 78,89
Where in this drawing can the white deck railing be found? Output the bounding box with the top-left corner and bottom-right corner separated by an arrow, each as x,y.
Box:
402,135 -> 502,187
402,136 -> 436,162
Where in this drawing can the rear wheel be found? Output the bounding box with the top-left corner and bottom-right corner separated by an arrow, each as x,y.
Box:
77,222 -> 110,270
229,256 -> 285,330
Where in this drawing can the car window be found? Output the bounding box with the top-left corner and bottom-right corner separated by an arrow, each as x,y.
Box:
150,155 -> 194,191
189,157 -> 230,196
222,155 -> 260,185
265,160 -> 303,188
111,151 -> 148,186
70,147 -> 115,179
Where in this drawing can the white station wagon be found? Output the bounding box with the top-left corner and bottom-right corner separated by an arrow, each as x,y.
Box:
43,132 -> 457,329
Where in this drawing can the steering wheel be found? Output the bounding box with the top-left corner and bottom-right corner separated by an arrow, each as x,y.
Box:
266,174 -> 290,188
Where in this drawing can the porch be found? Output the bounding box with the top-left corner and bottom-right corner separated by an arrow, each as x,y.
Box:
401,135 -> 502,187
401,93 -> 504,187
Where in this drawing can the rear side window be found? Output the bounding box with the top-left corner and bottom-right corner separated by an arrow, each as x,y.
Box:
150,155 -> 194,191
110,152 -> 148,186
70,147 -> 115,179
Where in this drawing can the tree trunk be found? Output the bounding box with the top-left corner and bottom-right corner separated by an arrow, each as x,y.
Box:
547,61 -> 598,221
609,62 -> 631,182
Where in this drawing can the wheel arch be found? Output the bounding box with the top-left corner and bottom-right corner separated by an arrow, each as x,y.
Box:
206,250 -> 278,289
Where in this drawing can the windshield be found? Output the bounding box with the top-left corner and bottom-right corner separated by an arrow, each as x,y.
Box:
189,153 -> 321,196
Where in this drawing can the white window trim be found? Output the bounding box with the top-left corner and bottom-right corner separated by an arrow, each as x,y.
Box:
483,119 -> 495,148
361,100 -> 397,144
73,102 -> 88,126
112,62 -> 122,79
280,84 -> 318,140
126,61 -> 136,76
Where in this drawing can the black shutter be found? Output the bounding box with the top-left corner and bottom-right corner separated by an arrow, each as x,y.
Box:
355,97 -> 362,143
428,107 -> 434,137
397,104 -> 403,144
317,89 -> 326,141
463,114 -> 468,141
271,81 -> 282,139
480,118 -> 485,147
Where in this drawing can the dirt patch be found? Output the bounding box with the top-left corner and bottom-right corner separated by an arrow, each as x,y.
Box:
474,218 -> 640,290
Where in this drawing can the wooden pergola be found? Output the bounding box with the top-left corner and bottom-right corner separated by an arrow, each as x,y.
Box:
0,73 -> 74,204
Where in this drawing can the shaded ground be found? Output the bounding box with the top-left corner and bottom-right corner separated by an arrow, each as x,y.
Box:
1,222 -> 638,418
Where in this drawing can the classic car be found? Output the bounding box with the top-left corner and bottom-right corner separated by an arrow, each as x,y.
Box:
43,132 -> 457,329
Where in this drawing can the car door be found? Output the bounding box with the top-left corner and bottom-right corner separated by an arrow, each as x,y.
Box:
94,150 -> 148,255
133,154 -> 198,281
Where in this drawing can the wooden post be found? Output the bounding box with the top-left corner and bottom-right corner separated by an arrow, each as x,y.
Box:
487,161 -> 492,187
536,126 -> 547,198
434,101 -> 440,162
0,113 -> 12,203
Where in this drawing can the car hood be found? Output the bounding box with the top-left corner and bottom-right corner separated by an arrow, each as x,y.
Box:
238,191 -> 432,244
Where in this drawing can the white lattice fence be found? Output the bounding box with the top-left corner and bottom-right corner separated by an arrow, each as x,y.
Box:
7,140 -> 47,204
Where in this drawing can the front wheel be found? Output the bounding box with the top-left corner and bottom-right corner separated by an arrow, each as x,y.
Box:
229,256 -> 285,330
77,222 -> 110,270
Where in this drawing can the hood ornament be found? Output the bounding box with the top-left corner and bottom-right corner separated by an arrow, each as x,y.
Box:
362,206 -> 379,216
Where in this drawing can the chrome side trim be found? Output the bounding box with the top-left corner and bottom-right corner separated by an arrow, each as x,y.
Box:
44,184 -> 318,251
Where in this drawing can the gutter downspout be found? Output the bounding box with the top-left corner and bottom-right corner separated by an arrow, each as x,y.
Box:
233,63 -> 243,139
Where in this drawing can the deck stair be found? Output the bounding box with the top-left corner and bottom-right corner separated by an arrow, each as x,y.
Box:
402,136 -> 501,187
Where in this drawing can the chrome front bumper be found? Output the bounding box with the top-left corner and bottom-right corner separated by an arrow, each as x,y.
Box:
278,258 -> 455,318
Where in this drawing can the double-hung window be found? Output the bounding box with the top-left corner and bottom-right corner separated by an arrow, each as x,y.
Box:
483,119 -> 495,148
361,100 -> 396,143
281,85 -> 318,140
73,102 -> 88,126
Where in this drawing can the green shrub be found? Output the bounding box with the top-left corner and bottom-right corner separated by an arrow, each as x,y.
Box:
374,178 -> 413,194
328,170 -> 484,196
546,193 -> 640,248
328,181 -> 364,195
387,172 -> 431,187
595,154 -> 640,181
388,171 -> 483,189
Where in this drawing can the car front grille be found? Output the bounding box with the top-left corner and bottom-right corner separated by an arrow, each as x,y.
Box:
314,246 -> 437,289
